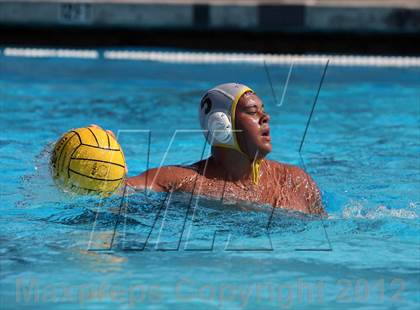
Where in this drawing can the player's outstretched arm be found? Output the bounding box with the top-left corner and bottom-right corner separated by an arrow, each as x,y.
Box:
126,165 -> 191,193
126,168 -> 168,192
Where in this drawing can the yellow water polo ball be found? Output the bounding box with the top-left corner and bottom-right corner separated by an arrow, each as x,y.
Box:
50,126 -> 126,195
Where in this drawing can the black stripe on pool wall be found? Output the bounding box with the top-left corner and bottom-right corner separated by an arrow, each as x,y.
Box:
194,4 -> 209,29
387,8 -> 420,29
259,5 -> 305,30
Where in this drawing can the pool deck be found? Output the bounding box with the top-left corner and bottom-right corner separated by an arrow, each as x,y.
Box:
1,0 -> 419,55
1,0 -> 420,33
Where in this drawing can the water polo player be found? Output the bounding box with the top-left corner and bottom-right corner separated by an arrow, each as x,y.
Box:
126,83 -> 324,215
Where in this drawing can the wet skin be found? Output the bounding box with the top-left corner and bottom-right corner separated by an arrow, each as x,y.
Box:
127,92 -> 324,215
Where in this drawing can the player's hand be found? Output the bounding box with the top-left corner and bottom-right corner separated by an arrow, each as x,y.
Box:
89,124 -> 116,139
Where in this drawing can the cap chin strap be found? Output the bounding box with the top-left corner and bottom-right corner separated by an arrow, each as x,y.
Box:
251,159 -> 263,186
229,87 -> 263,186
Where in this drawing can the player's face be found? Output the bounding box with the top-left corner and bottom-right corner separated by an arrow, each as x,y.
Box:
234,92 -> 272,159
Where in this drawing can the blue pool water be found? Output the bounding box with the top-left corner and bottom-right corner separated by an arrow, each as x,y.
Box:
0,51 -> 419,309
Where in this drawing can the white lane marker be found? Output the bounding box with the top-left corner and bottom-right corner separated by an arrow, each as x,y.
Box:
3,48 -> 98,59
104,50 -> 420,67
2,47 -> 420,67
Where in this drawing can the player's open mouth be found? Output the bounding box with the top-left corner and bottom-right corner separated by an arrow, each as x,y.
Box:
261,127 -> 271,141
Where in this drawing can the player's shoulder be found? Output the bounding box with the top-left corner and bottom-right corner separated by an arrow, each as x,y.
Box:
265,159 -> 324,215
265,160 -> 311,179
127,164 -> 198,190
265,159 -> 302,172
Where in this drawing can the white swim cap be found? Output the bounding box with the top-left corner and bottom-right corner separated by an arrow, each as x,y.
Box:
199,83 -> 254,153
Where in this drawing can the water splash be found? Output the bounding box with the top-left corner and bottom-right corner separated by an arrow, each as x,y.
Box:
340,201 -> 418,219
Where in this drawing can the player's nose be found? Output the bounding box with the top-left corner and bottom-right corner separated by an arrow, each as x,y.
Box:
260,111 -> 270,125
